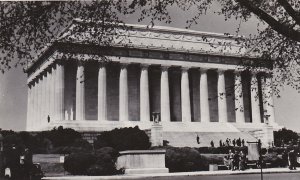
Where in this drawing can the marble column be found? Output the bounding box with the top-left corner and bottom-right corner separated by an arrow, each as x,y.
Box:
32,81 -> 37,130
42,72 -> 47,128
181,67 -> 191,123
76,61 -> 85,121
56,62 -> 65,121
119,63 -> 129,121
250,72 -> 261,124
217,69 -> 228,123
98,63 -> 107,121
37,76 -> 42,128
234,70 -> 245,123
46,70 -> 51,120
26,84 -> 32,131
49,67 -> 55,121
160,66 -> 171,122
40,74 -> 44,128
200,68 -> 210,123
140,64 -> 150,122
262,73 -> 276,125
51,64 -> 57,121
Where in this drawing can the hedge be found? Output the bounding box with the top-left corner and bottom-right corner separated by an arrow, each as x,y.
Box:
94,126 -> 151,151
64,147 -> 121,176
166,147 -> 209,172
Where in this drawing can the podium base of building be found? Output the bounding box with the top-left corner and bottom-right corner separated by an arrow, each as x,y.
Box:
125,168 -> 169,174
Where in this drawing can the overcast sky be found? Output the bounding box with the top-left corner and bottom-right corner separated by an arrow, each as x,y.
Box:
1,2 -> 300,132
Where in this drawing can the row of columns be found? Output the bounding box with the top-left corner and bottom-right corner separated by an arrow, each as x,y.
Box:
73,62 -> 274,124
27,61 -> 276,130
27,63 -> 65,130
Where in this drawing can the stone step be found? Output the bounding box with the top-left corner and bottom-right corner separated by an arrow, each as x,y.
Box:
163,131 -> 257,147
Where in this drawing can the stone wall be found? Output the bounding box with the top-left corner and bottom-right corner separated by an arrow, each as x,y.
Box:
106,63 -> 120,121
190,69 -> 200,122
116,150 -> 169,174
85,62 -> 98,120
128,64 -> 140,121
149,66 -> 161,116
242,71 -> 252,123
225,71 -> 236,122
169,67 -> 182,122
64,62 -> 76,120
61,62 -> 265,124
207,70 -> 218,122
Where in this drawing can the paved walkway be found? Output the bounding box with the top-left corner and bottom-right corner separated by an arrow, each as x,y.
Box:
42,168 -> 300,180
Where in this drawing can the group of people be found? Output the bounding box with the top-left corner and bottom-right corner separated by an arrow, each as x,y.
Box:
224,150 -> 247,171
1,145 -> 41,179
196,135 -> 246,148
219,138 -> 245,147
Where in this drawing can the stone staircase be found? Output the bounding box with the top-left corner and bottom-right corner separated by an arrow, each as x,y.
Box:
163,131 -> 257,147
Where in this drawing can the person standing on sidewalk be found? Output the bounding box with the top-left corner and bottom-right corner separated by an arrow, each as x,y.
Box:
228,150 -> 234,170
239,151 -> 246,171
232,150 -> 240,170
288,149 -> 297,170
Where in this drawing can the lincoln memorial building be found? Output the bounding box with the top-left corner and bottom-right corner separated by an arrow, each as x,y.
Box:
25,19 -> 281,147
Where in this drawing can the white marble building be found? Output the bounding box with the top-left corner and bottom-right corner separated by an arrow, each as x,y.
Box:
25,19 -> 280,147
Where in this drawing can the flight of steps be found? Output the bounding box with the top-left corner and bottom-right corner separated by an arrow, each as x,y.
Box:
163,131 -> 257,147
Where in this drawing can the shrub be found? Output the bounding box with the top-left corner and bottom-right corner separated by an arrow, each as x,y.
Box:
263,153 -> 286,168
274,128 -> 299,147
64,147 -> 120,176
87,147 -> 120,176
1,128 -> 85,154
94,126 -> 150,151
64,152 -> 96,175
267,147 -> 285,154
261,148 -> 267,155
39,126 -> 82,147
201,154 -> 225,165
70,138 -> 93,151
166,147 -> 209,172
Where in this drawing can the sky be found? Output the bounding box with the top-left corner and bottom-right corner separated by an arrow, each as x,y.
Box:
1,2 -> 300,132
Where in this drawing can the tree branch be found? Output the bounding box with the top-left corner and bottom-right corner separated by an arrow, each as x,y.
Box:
277,0 -> 300,25
236,0 -> 300,42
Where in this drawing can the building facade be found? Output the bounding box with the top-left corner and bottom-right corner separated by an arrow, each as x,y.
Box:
26,20 -> 280,146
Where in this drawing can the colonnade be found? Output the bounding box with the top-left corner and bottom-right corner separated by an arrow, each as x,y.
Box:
26,60 -> 276,130
27,62 -> 65,130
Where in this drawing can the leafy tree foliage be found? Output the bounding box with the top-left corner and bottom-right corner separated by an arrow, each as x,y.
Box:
0,1 -> 127,72
125,0 -> 300,95
274,128 -> 299,146
94,126 -> 151,151
1,0 -> 300,93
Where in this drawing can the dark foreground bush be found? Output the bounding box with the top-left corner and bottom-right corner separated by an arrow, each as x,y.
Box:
51,138 -> 93,154
87,147 -> 121,175
267,147 -> 286,154
64,147 -> 121,176
201,154 -> 225,165
36,126 -> 82,148
166,147 -> 209,172
64,152 -> 96,175
263,153 -> 286,168
94,126 -> 151,151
